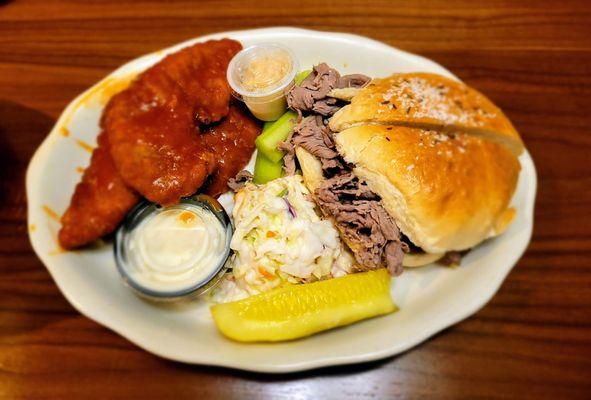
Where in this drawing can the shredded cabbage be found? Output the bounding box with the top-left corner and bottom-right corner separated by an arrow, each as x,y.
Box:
212,175 -> 354,302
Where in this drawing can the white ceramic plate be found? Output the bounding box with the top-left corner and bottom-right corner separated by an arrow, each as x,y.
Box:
26,27 -> 536,373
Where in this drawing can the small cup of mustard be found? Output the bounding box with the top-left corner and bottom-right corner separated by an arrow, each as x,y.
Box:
227,43 -> 299,121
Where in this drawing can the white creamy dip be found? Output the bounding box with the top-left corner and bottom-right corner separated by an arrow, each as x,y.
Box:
126,205 -> 227,292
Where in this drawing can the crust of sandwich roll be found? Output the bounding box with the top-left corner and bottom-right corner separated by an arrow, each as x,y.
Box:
334,125 -> 520,254
295,147 -> 323,193
403,252 -> 444,267
296,146 -> 448,267
329,73 -> 524,156
327,87 -> 361,101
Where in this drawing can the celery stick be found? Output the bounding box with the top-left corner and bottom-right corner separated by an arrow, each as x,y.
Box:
255,110 -> 297,163
253,152 -> 283,184
295,69 -> 312,85
263,121 -> 274,132
253,71 -> 310,163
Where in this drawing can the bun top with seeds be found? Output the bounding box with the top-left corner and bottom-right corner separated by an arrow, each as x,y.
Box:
329,73 -> 524,156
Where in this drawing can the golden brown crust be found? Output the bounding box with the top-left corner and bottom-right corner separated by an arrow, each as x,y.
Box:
58,131 -> 140,249
104,39 -> 242,205
329,73 -> 524,156
334,125 -> 520,253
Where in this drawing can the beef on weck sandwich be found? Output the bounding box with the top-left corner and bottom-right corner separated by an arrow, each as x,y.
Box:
283,66 -> 523,275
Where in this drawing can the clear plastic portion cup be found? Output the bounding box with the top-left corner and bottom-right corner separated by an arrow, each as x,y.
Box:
114,195 -> 233,303
227,43 -> 299,121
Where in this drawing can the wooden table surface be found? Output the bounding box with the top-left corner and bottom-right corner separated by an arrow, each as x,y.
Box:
2,0 -> 591,398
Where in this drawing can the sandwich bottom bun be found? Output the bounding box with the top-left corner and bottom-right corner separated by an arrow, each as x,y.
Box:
334,125 -> 520,254
402,252 -> 444,267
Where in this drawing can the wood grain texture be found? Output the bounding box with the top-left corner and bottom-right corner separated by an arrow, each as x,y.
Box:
1,0 -> 590,398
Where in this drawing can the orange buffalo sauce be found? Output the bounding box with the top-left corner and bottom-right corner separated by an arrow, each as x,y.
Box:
75,139 -> 94,153
42,205 -> 59,222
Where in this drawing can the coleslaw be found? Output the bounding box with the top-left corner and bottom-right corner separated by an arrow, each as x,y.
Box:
212,175 -> 354,302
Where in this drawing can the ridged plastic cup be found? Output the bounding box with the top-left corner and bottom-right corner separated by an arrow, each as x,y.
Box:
227,43 -> 299,121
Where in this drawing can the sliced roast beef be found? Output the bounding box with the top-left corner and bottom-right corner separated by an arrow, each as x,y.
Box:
438,251 -> 463,266
385,242 -> 406,273
282,64 -> 370,175
293,116 -> 338,159
277,133 -> 297,176
287,63 -> 370,117
279,115 -> 343,176
315,172 -> 407,275
313,98 -> 341,116
287,63 -> 339,115
227,170 -> 253,192
281,63 -> 409,275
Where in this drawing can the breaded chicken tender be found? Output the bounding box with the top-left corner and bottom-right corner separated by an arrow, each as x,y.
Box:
59,39 -> 259,248
58,131 -> 139,249
202,104 -> 261,197
104,39 -> 242,205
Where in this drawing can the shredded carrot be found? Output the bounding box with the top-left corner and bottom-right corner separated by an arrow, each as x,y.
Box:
258,266 -> 275,279
266,231 -> 277,238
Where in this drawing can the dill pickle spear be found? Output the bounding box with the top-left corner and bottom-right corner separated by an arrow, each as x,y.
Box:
211,269 -> 397,342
